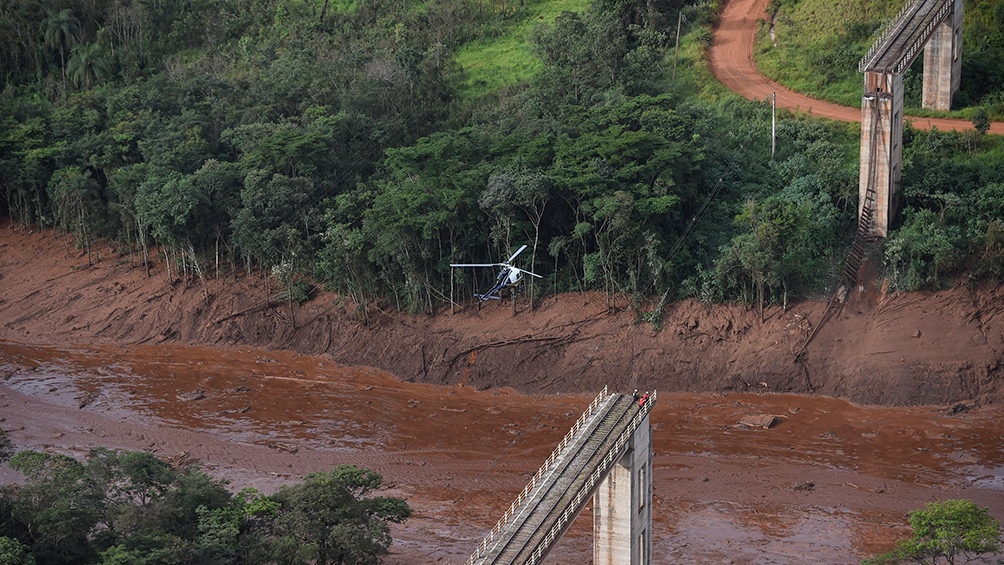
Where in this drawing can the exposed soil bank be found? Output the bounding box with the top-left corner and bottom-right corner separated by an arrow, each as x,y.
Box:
1,223 -> 1001,406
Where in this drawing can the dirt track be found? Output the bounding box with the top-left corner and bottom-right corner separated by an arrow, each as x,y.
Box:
708,0 -> 1004,135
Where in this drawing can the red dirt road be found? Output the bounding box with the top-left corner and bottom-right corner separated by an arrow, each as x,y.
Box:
708,0 -> 1004,135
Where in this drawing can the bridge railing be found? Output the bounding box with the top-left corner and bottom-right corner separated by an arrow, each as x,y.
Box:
893,0 -> 954,74
859,0 -> 923,72
466,385 -> 610,565
526,390 -> 657,565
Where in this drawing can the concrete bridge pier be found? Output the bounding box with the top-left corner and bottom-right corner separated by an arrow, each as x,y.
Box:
593,412 -> 652,565
859,71 -> 903,238
922,0 -> 963,110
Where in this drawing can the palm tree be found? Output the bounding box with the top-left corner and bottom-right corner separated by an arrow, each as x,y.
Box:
68,42 -> 111,89
44,9 -> 80,94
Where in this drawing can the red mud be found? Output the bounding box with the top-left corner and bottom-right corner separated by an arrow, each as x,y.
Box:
2,224 -> 1004,563
2,340 -> 1003,564
2,225 -> 1002,407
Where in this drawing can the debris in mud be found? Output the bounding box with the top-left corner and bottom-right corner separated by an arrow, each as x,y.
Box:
165,451 -> 196,467
947,402 -> 974,415
177,389 -> 206,402
738,414 -> 779,429
267,442 -> 298,453
77,391 -> 98,408
790,481 -> 815,491
220,406 -> 251,415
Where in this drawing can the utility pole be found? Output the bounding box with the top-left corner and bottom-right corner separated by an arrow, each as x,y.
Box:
673,11 -> 683,79
771,91 -> 776,158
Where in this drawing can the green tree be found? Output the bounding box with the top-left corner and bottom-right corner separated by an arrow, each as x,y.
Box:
271,465 -> 411,565
7,451 -> 100,565
0,536 -> 35,565
86,448 -> 179,543
135,167 -> 203,248
67,42 -> 112,90
44,9 -> 81,94
194,488 -> 279,565
159,467 -> 233,540
972,107 -> 991,137
86,453 -> 231,563
884,209 -> 962,291
865,499 -> 1001,564
231,169 -> 314,270
47,166 -> 101,262
715,197 -> 819,315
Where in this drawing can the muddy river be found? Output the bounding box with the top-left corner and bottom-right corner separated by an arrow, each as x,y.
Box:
1,340 -> 1002,564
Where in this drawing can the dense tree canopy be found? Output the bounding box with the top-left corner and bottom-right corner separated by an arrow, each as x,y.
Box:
0,448 -> 410,565
1,0 -> 1001,315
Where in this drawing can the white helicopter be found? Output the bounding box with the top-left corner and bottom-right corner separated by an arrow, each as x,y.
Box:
450,244 -> 542,306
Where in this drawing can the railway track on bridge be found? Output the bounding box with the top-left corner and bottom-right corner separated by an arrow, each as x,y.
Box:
469,390 -> 655,565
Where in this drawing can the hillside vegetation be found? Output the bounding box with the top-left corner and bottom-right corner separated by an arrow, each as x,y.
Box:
755,0 -> 1004,118
0,0 -> 1002,319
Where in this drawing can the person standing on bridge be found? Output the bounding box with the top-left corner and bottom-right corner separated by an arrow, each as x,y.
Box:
639,392 -> 649,407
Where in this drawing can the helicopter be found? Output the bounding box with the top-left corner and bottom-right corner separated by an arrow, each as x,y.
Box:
450,244 -> 542,306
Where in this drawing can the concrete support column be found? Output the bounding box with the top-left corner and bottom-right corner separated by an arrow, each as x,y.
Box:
594,414 -> 652,565
859,72 -> 903,238
921,0 -> 963,111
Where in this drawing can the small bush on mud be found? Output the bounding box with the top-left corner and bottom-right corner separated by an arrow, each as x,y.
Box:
863,499 -> 1001,565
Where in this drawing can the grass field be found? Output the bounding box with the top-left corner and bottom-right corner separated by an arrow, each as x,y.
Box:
454,0 -> 590,98
754,0 -> 901,108
754,0 -> 1004,119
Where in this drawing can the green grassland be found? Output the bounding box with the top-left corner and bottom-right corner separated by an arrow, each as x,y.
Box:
754,0 -> 899,108
454,0 -> 590,97
754,0 -> 1004,119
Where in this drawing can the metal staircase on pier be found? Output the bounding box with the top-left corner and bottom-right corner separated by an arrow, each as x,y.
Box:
467,387 -> 656,565
796,156 -> 881,358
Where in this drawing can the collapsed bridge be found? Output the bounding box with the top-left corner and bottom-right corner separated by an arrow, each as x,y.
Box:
467,387 -> 655,565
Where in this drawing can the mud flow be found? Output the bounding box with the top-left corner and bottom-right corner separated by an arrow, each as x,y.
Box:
2,340 -> 1002,564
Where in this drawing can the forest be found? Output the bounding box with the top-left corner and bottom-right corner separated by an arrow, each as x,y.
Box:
0,435 -> 410,565
0,0 -> 1002,318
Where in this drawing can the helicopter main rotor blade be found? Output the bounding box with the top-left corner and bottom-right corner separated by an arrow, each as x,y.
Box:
505,244 -> 528,265
512,267 -> 543,278
450,263 -> 496,267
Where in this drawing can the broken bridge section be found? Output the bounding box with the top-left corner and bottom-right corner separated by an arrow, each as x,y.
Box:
858,0 -> 962,238
467,387 -> 655,565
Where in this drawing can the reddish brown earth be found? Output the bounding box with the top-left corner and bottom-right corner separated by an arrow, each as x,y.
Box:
2,222 -> 1004,564
708,0 -> 1004,135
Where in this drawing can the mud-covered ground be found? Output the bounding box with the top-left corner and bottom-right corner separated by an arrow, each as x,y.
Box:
2,340 -> 1003,564
1,224 -> 1001,406
2,223 -> 1004,563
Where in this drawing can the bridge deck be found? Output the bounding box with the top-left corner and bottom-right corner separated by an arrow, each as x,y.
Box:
469,391 -> 654,565
860,0 -> 953,74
